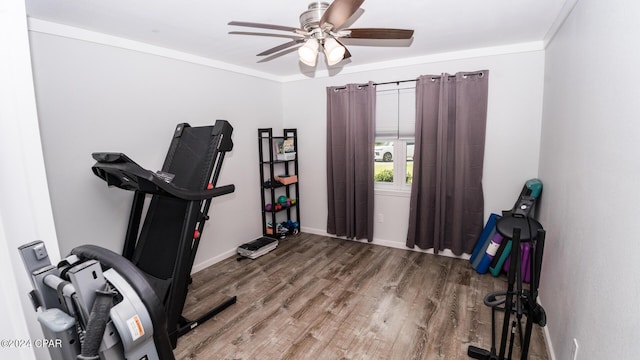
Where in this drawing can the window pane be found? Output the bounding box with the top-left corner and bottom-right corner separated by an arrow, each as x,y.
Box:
406,141 -> 414,184
374,141 -> 394,182
375,90 -> 399,138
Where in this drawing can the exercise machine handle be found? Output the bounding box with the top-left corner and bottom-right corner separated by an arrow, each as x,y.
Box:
91,152 -> 235,200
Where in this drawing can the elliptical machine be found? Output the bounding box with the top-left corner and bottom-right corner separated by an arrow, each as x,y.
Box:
18,240 -> 175,360
468,179 -> 547,360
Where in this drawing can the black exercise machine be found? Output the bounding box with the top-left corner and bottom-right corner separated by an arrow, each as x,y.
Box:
91,120 -> 237,348
20,240 -> 177,360
468,180 -> 547,360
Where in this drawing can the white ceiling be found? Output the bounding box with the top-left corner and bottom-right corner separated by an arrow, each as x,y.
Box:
25,0 -> 570,79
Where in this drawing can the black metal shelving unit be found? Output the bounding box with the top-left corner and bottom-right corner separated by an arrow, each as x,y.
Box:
258,128 -> 300,238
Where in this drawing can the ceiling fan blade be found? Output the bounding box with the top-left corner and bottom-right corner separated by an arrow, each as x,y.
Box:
343,47 -> 352,60
228,21 -> 304,34
342,28 -> 414,39
335,38 -> 351,60
229,31 -> 304,40
258,47 -> 301,63
257,39 -> 305,56
319,0 -> 365,31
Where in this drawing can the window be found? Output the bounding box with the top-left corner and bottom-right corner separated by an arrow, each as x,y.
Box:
374,83 -> 415,191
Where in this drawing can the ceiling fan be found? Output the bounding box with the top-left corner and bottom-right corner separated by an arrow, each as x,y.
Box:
228,0 -> 414,67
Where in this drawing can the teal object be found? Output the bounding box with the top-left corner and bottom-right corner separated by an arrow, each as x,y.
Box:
490,240 -> 512,277
525,179 -> 543,198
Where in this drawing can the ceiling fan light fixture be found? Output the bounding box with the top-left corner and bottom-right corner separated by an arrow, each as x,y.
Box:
298,38 -> 319,66
230,0 -> 415,69
323,37 -> 346,65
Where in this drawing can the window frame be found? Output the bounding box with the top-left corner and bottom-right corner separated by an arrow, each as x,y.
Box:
374,139 -> 413,193
374,83 -> 416,193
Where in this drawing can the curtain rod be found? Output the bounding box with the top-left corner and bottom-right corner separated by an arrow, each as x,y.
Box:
374,79 -> 417,86
332,79 -> 414,90
332,71 -> 485,91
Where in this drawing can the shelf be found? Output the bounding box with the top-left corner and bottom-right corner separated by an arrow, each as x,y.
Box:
258,128 -> 300,238
263,184 -> 298,190
263,183 -> 285,189
258,135 -> 294,140
263,204 -> 298,213
262,180 -> 298,189
261,160 -> 295,164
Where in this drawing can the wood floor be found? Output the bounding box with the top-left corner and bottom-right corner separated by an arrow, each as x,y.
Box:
175,233 -> 549,359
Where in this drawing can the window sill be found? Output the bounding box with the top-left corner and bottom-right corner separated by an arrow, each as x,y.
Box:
374,187 -> 412,198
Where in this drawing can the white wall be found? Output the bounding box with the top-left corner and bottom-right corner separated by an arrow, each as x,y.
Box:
283,49 -> 546,252
538,0 -> 640,359
0,1 -> 60,359
29,31 -> 283,270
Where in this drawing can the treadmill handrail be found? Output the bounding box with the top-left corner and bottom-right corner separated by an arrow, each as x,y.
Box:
91,152 -> 235,201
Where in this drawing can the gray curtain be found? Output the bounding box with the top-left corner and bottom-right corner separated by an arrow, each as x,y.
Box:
326,82 -> 375,241
407,71 -> 489,255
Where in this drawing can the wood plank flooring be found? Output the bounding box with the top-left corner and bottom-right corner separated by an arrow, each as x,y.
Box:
175,233 -> 549,359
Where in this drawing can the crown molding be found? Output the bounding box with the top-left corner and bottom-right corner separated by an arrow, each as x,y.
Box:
543,0 -> 580,48
29,17 -> 547,84
281,41 -> 545,82
27,18 -> 282,82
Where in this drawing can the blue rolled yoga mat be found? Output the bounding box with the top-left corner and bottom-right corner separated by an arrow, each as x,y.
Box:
470,213 -> 501,269
475,232 -> 504,274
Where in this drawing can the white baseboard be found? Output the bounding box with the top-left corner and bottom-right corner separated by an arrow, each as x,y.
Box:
538,297 -> 557,360
301,226 -> 471,260
191,227 -> 471,275
191,247 -> 238,274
